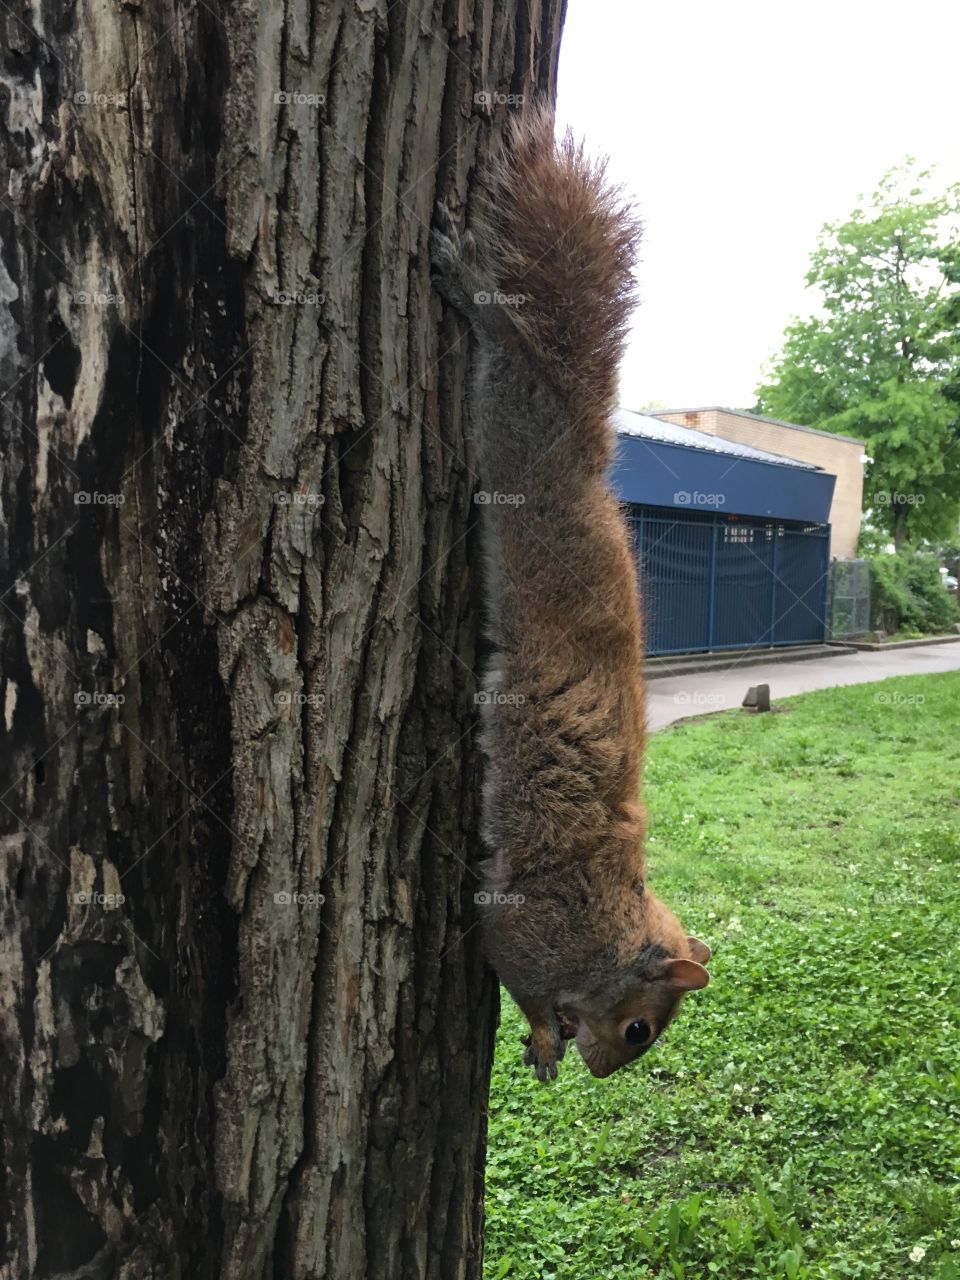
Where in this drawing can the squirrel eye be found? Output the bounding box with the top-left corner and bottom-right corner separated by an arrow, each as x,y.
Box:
624,1019 -> 651,1046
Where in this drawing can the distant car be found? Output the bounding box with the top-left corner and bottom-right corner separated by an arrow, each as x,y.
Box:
945,574 -> 958,590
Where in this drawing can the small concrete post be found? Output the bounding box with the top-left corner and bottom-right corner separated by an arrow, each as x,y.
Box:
742,683 -> 771,712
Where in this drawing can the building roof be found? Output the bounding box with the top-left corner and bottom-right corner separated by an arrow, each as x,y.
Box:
613,409 -> 819,472
610,409 -> 835,523
652,406 -> 865,447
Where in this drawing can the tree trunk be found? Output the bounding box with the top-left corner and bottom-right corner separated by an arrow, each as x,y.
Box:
0,1 -> 565,1275
893,504 -> 907,551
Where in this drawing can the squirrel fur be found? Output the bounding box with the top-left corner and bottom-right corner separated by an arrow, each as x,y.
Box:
431,107 -> 710,1081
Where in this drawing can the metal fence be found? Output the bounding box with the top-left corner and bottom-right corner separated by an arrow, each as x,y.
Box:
827,558 -> 872,639
627,506 -> 832,656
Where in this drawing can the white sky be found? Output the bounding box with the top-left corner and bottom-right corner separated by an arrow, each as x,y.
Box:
555,0 -> 960,415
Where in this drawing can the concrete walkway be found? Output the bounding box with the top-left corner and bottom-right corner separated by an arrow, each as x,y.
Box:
647,641 -> 960,732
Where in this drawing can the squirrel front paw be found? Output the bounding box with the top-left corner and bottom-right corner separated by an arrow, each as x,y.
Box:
430,202 -> 482,317
521,1016 -> 567,1082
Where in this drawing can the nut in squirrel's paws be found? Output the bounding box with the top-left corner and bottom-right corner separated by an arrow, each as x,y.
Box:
521,1022 -> 567,1082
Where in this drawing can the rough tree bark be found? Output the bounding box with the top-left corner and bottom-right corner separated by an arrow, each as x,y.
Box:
0,0 -> 565,1275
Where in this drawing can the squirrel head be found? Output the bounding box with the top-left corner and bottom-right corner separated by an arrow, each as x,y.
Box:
559,892 -> 710,1078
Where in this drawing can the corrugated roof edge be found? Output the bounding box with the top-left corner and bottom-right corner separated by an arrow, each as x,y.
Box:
652,406 -> 866,447
613,409 -> 820,471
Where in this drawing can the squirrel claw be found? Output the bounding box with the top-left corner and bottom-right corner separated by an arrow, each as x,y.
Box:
522,1021 -> 566,1082
433,199 -> 459,238
430,202 -> 462,272
433,202 -> 476,263
430,201 -> 487,320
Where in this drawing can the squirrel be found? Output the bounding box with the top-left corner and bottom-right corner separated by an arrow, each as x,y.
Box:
430,106 -> 710,1081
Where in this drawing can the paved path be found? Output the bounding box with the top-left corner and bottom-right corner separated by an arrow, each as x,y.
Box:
647,642 -> 960,732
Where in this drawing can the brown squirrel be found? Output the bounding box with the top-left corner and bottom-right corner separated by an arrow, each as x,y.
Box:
431,107 -> 710,1081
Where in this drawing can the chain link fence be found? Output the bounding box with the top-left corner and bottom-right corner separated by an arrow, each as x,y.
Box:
827,558 -> 872,639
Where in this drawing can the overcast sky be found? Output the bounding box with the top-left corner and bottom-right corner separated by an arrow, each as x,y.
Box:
555,0 -> 960,416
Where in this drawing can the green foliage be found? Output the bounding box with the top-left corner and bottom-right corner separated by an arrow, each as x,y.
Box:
755,163 -> 960,546
856,523 -> 892,557
485,675 -> 960,1279
869,551 -> 960,634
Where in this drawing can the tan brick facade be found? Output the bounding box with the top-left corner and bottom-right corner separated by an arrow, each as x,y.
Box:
655,408 -> 865,558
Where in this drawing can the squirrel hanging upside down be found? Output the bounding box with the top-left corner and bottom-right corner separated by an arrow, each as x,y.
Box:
431,107 -> 710,1081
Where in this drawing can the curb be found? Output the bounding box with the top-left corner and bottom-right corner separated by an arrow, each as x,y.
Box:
646,644 -> 852,680
838,635 -> 960,652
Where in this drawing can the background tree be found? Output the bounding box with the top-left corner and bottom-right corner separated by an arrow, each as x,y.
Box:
0,1 -> 565,1276
755,164 -> 960,548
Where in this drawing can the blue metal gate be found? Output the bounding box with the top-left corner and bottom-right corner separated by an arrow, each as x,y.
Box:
628,506 -> 831,656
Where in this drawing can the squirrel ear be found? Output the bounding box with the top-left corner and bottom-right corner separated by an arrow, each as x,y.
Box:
662,957 -> 710,991
687,936 -> 712,964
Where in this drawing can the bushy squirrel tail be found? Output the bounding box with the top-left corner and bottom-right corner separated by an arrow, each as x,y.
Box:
478,106 -> 642,423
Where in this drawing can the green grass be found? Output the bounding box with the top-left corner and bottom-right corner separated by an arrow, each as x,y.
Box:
484,672 -> 960,1280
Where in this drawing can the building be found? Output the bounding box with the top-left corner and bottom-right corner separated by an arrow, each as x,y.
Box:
653,407 -> 865,558
610,410 -> 837,656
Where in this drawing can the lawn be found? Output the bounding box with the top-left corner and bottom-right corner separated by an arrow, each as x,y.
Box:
484,672 -> 960,1280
